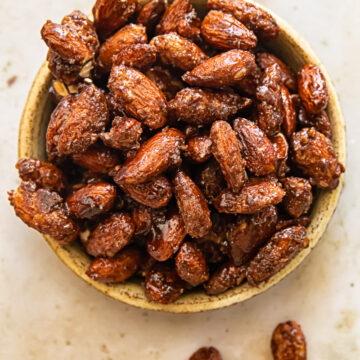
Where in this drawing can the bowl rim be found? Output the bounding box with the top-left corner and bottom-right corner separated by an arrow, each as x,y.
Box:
18,0 -> 346,313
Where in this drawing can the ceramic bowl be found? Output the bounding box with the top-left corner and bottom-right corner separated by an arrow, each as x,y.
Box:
18,0 -> 346,312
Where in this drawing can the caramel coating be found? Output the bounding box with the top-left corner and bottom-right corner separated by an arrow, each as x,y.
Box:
86,246 -> 142,283
120,175 -> 173,208
183,49 -> 255,88
111,127 -> 185,184
108,65 -> 168,129
100,117 -> 143,151
271,321 -> 307,360
255,63 -> 284,137
145,66 -> 185,101
214,178 -> 285,214
271,133 -> 290,178
41,11 -> 99,66
235,62 -> 261,96
72,144 -> 119,174
146,209 -> 186,261
47,85 -> 109,158
233,117 -> 276,176
175,241 -> 209,286
47,51 -> 82,85
66,181 -> 116,219
291,127 -> 344,189
112,44 -> 157,71
189,347 -> 222,360
298,63 -> 328,115
207,0 -> 279,41
311,111 -> 332,138
150,33 -> 208,71
156,0 -> 200,42
92,0 -> 138,40
131,205 -> 152,235
201,10 -> 257,51
169,87 -> 252,125
227,206 -> 278,265
86,213 -> 135,257
257,52 -> 297,92
281,85 -> 296,137
196,160 -> 226,204
281,177 -> 313,218
16,158 -> 66,193
145,262 -> 185,303
292,94 -> 331,137
247,226 -> 309,286
173,170 -> 212,238
9,181 -> 79,244
137,0 -> 167,33
210,121 -> 247,192
204,261 -> 246,295
98,24 -> 147,71
185,135 -> 213,163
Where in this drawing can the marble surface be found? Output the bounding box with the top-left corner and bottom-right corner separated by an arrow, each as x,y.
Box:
0,0 -> 359,359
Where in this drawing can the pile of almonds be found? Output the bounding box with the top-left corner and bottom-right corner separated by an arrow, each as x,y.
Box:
9,0 -> 344,304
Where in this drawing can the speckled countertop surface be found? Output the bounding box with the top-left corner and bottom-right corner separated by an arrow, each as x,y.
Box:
0,0 -> 359,359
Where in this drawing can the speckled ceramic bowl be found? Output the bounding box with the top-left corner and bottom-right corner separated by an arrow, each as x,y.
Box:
18,0 -> 346,312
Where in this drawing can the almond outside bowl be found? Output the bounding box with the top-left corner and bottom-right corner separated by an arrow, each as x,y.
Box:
18,0 -> 346,312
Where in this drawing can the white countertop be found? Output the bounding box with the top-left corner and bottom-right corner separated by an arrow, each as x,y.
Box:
0,0 -> 359,359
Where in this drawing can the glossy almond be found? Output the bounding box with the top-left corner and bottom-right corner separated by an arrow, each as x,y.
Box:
247,226 -> 309,286
137,0 -> 167,33
185,135 -> 212,163
210,121 -> 247,192
182,49 -> 255,88
255,63 -> 284,137
145,262 -> 185,304
257,52 -> 297,92
173,170 -> 212,238
119,175 -> 173,208
233,117 -> 276,176
8,181 -> 79,244
86,246 -> 142,283
298,63 -> 329,115
204,261 -> 246,295
93,0 -> 138,40
108,65 -> 168,129
100,116 -> 143,151
271,321 -> 307,360
98,24 -> 147,71
207,0 -> 279,41
169,87 -> 252,125
112,44 -> 157,71
201,10 -> 257,51
86,212 -> 135,257
111,127 -> 185,184
66,181 -> 116,219
72,144 -> 119,174
291,127 -> 344,189
175,241 -> 209,286
214,178 -> 285,214
146,210 -> 186,261
47,85 -> 109,158
227,206 -> 278,265
16,158 -> 66,193
150,32 -> 208,71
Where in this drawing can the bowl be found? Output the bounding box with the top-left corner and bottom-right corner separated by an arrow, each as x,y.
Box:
18,0 -> 346,313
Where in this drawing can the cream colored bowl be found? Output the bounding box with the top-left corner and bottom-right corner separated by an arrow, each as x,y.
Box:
18,0 -> 346,312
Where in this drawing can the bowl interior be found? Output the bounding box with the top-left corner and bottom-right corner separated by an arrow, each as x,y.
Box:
18,0 -> 346,312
